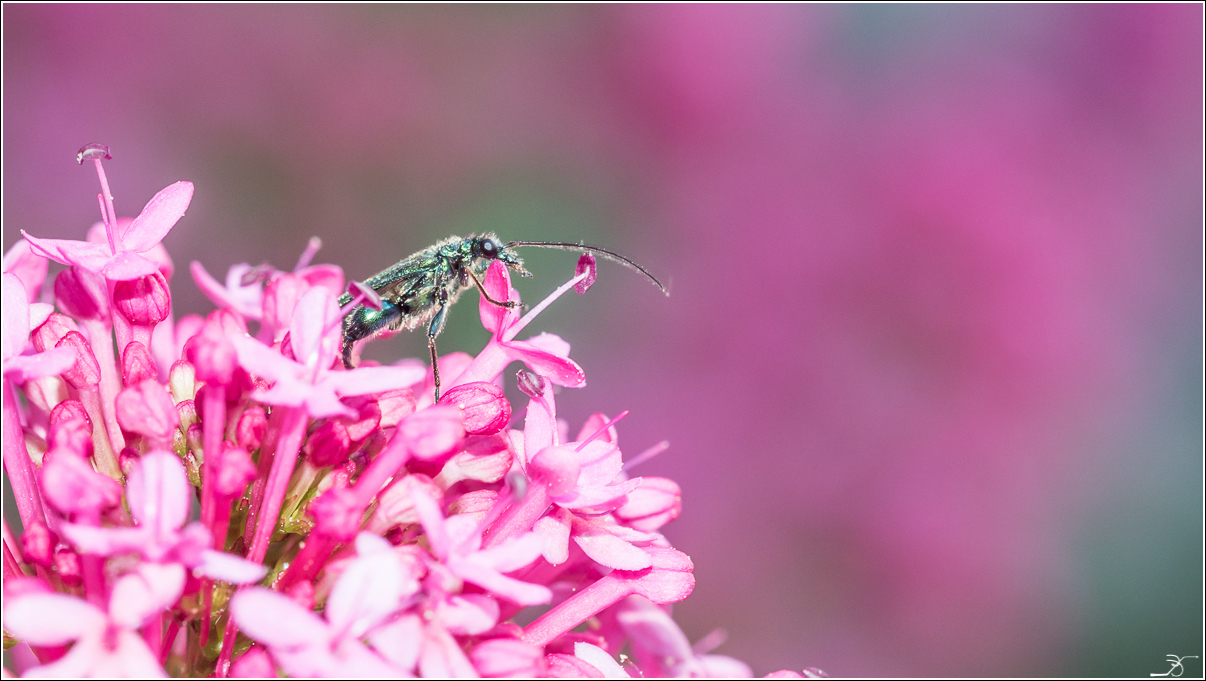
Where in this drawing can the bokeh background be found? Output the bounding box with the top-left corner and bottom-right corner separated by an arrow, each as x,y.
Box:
4,5 -> 1201,676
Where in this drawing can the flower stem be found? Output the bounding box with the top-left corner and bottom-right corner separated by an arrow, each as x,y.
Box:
2,379 -> 48,529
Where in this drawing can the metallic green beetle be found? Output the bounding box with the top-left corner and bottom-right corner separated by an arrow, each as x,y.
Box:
338,233 -> 665,400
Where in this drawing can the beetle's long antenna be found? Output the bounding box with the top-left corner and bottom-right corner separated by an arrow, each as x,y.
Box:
506,241 -> 668,295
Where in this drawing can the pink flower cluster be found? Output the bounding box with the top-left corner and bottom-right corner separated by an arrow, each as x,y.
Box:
1,148 -> 823,677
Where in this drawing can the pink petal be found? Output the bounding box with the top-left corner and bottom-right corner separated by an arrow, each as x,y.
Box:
575,441 -> 624,488
615,477 -> 682,532
574,642 -> 630,678
191,261 -> 263,320
230,334 -> 303,385
698,655 -> 755,677
288,287 -> 340,371
40,453 -> 123,516
470,638 -> 543,678
454,560 -> 553,606
232,587 -> 330,648
230,646 -> 276,678
3,347 -> 77,383
614,601 -> 693,663
299,263 -> 345,296
123,181 -> 193,253
479,260 -> 517,334
2,593 -> 106,645
127,451 -> 190,540
397,405 -> 465,460
437,593 -> 499,636
366,613 -> 422,672
194,549 -> 268,584
418,623 -> 478,678
116,380 -> 181,442
534,507 -> 572,565
322,364 -> 427,397
545,653 -> 606,678
530,445 -> 582,497
302,388 -> 358,419
101,251 -> 160,281
3,239 -> 49,303
555,477 -> 641,513
504,339 -> 586,387
21,232 -> 112,271
572,523 -> 652,571
471,531 -> 546,574
108,563 -> 186,629
326,536 -> 407,639
59,523 -> 147,557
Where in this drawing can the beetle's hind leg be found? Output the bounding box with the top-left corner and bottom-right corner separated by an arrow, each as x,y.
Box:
427,301 -> 450,402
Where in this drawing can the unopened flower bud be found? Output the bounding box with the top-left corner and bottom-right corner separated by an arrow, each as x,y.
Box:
40,453 -> 122,516
119,446 -> 142,476
54,266 -> 109,321
184,317 -> 239,385
236,404 -> 268,452
337,396 -> 382,447
112,271 -> 171,326
177,399 -> 198,432
305,421 -> 351,468
214,445 -> 257,498
398,405 -> 465,461
116,379 -> 180,443
440,381 -> 511,435
308,486 -> 363,542
55,331 -> 101,389
31,313 -> 81,353
614,477 -> 682,532
20,521 -> 55,568
48,400 -> 93,457
121,341 -> 157,386
55,547 -> 83,587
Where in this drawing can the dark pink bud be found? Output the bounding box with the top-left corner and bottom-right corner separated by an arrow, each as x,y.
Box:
305,421 -> 351,468
121,341 -> 157,386
31,313 -> 81,353
236,404 -> 268,451
614,477 -> 682,532
112,271 -> 171,326
398,405 -> 465,461
336,396 -> 382,447
48,401 -> 93,458
214,445 -> 256,497
20,521 -> 56,568
184,318 -> 239,385
575,253 -> 597,295
54,547 -> 83,587
119,447 -> 142,476
308,486 -> 363,541
116,379 -> 180,442
439,382 -> 511,435
54,267 -> 109,321
55,331 -> 101,389
263,273 -> 308,338
40,454 -> 122,516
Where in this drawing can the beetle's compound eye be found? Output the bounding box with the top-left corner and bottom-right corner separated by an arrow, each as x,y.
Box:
479,238 -> 499,259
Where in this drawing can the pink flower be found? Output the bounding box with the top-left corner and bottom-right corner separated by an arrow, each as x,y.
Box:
1,273 -> 76,383
229,286 -> 424,418
23,181 -> 193,281
3,564 -> 183,677
59,451 -> 266,584
231,533 -> 415,677
411,485 -> 553,606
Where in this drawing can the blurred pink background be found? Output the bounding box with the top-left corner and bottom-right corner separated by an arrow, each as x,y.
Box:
4,5 -> 1201,676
